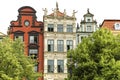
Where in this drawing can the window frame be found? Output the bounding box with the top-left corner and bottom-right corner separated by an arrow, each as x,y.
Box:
57,24 -> 63,32
34,63 -> 38,72
29,48 -> 38,59
87,26 -> 92,32
14,31 -> 24,41
29,35 -> 38,44
57,40 -> 64,52
47,60 -> 54,73
47,39 -> 54,52
28,31 -> 39,44
67,25 -> 73,32
57,60 -> 64,73
66,40 -> 73,51
48,24 -> 54,32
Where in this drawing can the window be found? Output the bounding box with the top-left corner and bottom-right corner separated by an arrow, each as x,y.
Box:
29,35 -> 38,44
15,35 -> 23,41
57,60 -> 64,73
48,40 -> 54,52
48,60 -> 54,73
87,26 -> 92,32
24,20 -> 30,27
87,19 -> 91,22
116,24 -> 119,28
114,23 -> 120,30
81,36 -> 86,41
57,24 -> 63,32
57,40 -> 64,52
67,25 -> 73,32
14,31 -> 24,41
67,40 -> 73,51
48,24 -> 54,32
34,64 -> 38,72
29,49 -> 38,59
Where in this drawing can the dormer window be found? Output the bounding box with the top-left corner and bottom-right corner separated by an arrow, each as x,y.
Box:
114,23 -> 120,30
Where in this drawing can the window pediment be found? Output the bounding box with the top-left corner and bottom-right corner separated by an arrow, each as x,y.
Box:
14,30 -> 24,34
28,31 -> 39,34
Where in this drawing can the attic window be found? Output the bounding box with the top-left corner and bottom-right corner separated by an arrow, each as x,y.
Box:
114,23 -> 120,30
87,19 -> 91,22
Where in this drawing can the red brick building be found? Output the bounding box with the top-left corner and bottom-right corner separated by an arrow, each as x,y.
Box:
8,6 -> 44,80
100,19 -> 120,35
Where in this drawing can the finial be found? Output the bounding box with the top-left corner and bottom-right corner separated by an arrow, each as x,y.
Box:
64,9 -> 66,15
56,2 -> 59,10
87,8 -> 90,13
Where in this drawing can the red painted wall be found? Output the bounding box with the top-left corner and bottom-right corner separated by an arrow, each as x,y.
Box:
8,6 -> 44,80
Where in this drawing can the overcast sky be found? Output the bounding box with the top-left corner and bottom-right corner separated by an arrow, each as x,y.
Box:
1,0 -> 120,34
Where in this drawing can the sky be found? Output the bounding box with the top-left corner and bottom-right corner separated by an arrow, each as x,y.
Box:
0,0 -> 120,34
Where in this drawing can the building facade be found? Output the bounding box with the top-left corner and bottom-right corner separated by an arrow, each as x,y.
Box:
100,19 -> 120,35
8,6 -> 44,80
76,9 -> 98,44
43,2 -> 76,80
0,32 -> 6,41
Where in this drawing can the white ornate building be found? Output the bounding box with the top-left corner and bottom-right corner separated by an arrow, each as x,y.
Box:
43,2 -> 76,80
76,9 -> 98,44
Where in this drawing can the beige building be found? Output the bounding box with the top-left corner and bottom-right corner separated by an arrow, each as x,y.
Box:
0,32 -> 6,41
43,2 -> 76,80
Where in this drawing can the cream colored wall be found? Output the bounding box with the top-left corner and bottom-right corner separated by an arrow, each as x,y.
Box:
44,17 -> 76,80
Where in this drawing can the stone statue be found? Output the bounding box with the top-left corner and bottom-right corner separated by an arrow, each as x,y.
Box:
42,8 -> 47,16
72,10 -> 77,17
52,8 -> 57,16
64,9 -> 66,16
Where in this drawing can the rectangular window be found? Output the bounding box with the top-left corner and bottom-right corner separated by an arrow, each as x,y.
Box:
57,60 -> 64,73
15,35 -> 23,41
48,24 -> 54,32
29,49 -> 38,59
48,60 -> 54,73
48,40 -> 54,52
87,26 -> 92,32
57,40 -> 64,52
30,35 -> 38,44
57,24 -> 63,32
67,40 -> 73,51
67,25 -> 73,32
34,64 -> 38,72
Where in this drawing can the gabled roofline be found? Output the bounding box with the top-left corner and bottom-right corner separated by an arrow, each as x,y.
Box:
100,19 -> 120,27
18,6 -> 36,13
